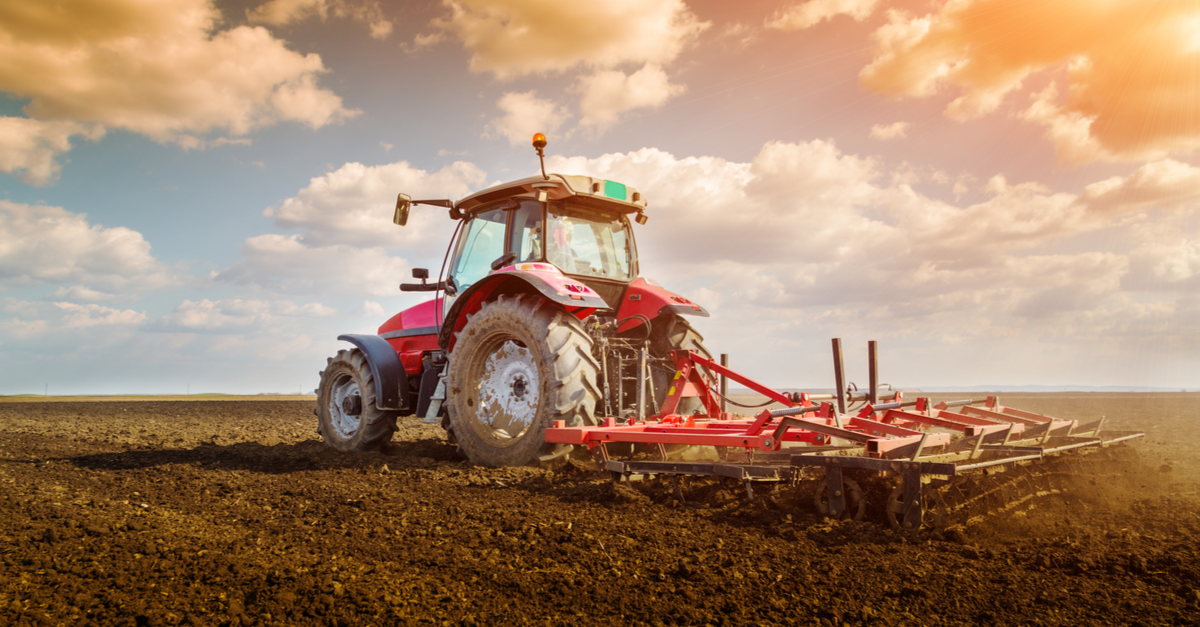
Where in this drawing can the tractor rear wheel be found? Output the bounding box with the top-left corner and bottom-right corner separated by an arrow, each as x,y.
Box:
650,315 -> 714,416
316,348 -> 398,452
447,294 -> 600,467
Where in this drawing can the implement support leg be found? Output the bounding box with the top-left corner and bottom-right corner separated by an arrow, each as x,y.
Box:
826,466 -> 846,519
901,467 -> 924,531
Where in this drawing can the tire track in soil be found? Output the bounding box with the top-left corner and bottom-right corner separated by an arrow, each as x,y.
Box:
0,399 -> 1198,626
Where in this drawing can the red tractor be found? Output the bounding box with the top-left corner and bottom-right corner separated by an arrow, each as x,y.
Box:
316,134 -> 712,466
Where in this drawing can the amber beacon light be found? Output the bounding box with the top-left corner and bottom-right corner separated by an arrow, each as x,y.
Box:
532,132 -> 548,179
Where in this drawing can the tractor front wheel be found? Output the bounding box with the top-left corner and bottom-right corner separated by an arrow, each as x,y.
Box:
447,294 -> 600,466
316,348 -> 398,452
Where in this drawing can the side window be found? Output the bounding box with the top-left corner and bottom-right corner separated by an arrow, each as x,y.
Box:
451,209 -> 507,291
509,201 -> 544,262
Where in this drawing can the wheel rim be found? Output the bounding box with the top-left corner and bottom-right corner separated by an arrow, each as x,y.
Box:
468,336 -> 540,446
327,372 -> 362,440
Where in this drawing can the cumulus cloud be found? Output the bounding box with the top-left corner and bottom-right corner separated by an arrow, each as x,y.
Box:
1075,159 -> 1200,214
214,158 -> 490,303
859,0 -> 1200,162
54,302 -> 147,328
46,286 -> 120,303
0,118 -> 105,186
265,160 -> 485,248
576,64 -> 687,131
547,141 -> 1199,340
766,0 -> 880,31
869,121 -> 909,140
425,0 -> 708,79
0,0 -> 357,174
144,298 -> 336,333
0,201 -> 179,293
215,235 -> 412,297
247,0 -> 394,40
485,91 -> 567,145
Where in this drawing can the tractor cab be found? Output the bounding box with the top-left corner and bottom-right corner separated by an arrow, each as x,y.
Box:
442,173 -> 647,310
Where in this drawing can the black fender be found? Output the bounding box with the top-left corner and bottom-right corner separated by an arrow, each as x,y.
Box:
337,334 -> 410,412
438,272 -> 610,351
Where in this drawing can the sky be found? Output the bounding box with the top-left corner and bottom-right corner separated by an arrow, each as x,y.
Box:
2,0 -> 1199,395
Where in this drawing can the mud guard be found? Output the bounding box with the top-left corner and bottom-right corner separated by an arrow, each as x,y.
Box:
438,271 -> 610,352
616,278 -> 709,332
337,334 -> 410,412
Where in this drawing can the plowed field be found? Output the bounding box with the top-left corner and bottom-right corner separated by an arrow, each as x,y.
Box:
2,393 -> 1198,626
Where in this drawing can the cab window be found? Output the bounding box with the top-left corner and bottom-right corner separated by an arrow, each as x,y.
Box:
509,201 -> 544,262
451,209 -> 507,291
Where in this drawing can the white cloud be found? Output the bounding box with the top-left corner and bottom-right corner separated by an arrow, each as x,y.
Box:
247,0 -> 394,40
547,140 -> 1199,350
869,121 -> 909,140
1075,159 -> 1200,214
0,118 -> 106,186
0,201 -> 179,293
485,91 -> 567,145
576,64 -> 687,132
46,286 -> 121,303
766,0 -> 880,31
0,0 -> 357,174
264,160 -> 485,248
426,0 -> 708,79
54,302 -> 147,328
144,297 -> 336,333
215,235 -> 412,297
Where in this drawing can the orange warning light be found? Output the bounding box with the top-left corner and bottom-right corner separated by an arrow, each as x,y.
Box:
532,133 -> 547,150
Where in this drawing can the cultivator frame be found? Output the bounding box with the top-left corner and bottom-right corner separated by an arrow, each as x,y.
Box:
545,339 -> 1144,532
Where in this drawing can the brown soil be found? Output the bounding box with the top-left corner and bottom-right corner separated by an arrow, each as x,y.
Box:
1,393 -> 1198,626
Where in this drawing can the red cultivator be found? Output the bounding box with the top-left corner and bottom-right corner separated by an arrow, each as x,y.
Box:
545,339 -> 1144,533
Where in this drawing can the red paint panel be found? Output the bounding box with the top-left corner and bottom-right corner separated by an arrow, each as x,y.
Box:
615,278 -> 703,331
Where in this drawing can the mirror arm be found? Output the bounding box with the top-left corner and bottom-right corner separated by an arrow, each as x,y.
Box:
400,280 -> 447,293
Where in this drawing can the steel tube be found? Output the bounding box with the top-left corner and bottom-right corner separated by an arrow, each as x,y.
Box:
720,353 -> 729,415
832,338 -> 846,414
868,340 -> 878,405
637,344 -> 648,420
868,400 -> 920,411
768,405 -> 824,418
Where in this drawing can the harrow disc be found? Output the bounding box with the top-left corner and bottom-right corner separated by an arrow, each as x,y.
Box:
814,477 -> 866,521
886,482 -> 947,533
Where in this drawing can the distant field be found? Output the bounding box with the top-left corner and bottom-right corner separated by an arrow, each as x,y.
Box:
0,394 -> 317,403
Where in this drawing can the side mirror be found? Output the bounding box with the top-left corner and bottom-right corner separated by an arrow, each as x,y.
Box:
394,193 -> 411,226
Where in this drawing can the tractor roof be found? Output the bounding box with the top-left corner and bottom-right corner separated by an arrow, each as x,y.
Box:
455,174 -> 648,215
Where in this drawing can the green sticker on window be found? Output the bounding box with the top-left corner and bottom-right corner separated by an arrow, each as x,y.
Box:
603,180 -> 627,200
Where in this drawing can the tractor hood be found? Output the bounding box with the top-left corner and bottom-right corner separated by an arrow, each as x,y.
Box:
454,174 -> 648,215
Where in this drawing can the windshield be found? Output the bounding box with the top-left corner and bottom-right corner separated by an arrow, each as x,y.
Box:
544,204 -> 634,280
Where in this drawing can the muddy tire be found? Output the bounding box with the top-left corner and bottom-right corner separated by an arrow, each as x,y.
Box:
447,294 -> 601,467
650,315 -> 713,416
316,348 -> 398,452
